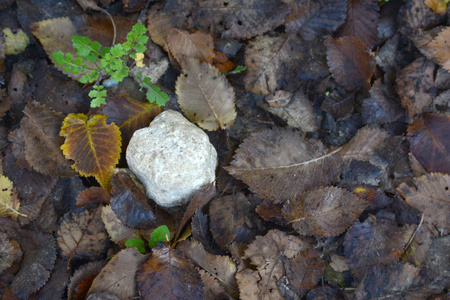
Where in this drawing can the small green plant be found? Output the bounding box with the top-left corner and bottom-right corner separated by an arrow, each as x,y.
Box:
52,23 -> 169,108
125,225 -> 170,253
224,65 -> 246,76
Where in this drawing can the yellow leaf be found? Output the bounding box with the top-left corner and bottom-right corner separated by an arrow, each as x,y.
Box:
0,175 -> 27,218
60,113 -> 122,192
135,53 -> 145,67
2,28 -> 30,55
425,0 -> 449,14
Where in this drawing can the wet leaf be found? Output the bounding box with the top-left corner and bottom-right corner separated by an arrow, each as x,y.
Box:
148,225 -> 170,248
77,187 -> 111,207
56,208 -> 108,262
344,211 -> 406,280
245,34 -> 328,95
286,0 -> 347,41
0,174 -> 25,219
68,261 -> 105,300
191,209 -> 215,252
226,128 -> 343,202
167,29 -> 214,64
0,233 -> 22,274
34,257 -> 71,300
321,91 -> 355,121
285,249 -> 324,296
283,187 -> 369,237
428,26 -> 450,72
88,248 -> 148,299
137,246 -> 204,300
180,240 -> 238,297
11,231 -> 57,299
176,58 -> 236,130
338,0 -> 379,49
60,113 -> 122,192
398,173 -> 450,228
101,205 -> 140,245
407,113 -> 450,174
327,36 -> 376,92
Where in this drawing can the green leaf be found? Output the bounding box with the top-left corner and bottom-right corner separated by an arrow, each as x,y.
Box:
225,65 -> 246,76
52,51 -> 85,75
89,85 -> 107,107
148,225 -> 170,248
146,85 -> 170,106
125,238 -> 146,254
72,35 -> 101,62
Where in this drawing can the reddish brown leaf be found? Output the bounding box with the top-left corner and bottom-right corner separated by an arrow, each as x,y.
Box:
226,128 -> 343,202
255,200 -> 286,226
398,173 -> 450,228
327,36 -> 376,92
407,113 -> 450,174
76,187 -> 110,207
283,187 -> 369,237
285,249 -> 324,296
137,246 -> 204,300
68,261 -> 105,300
338,0 -> 379,49
167,29 -> 214,64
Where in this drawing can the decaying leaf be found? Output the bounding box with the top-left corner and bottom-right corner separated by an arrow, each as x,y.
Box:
283,187 -> 369,237
0,233 -> 22,274
226,128 -> 343,202
199,269 -> 228,300
147,3 -> 174,49
245,34 -> 328,95
191,209 -> 215,252
56,208 -> 108,263
0,174 -> 25,219
137,246 -> 204,300
398,173 -> 450,228
286,0 -> 347,41
2,28 -> 30,55
396,58 -> 436,119
60,113 -> 122,191
76,187 -> 111,207
425,0 -> 449,14
11,231 -> 57,299
321,91 -> 355,121
428,26 -> 450,72
344,211 -> 406,281
101,205 -> 140,245
176,58 -> 236,130
87,248 -> 148,299
21,102 -> 77,177
407,113 -> 450,174
68,261 -> 105,300
338,0 -> 379,49
180,240 -> 238,297
402,223 -> 439,267
327,36 -> 376,92
167,29 -> 214,64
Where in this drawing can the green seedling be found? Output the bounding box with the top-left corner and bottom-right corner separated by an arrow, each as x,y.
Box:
125,225 -> 171,253
224,65 -> 246,76
52,23 -> 169,108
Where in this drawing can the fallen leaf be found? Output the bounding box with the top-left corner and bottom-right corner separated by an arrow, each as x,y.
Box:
0,174 -> 25,219
402,223 -> 439,267
199,269 -> 228,300
33,257 -> 71,300
88,248 -> 148,299
68,261 -> 105,300
167,29 -> 214,64
338,0 -> 379,49
286,0 -> 347,41
283,186 -> 369,237
425,0 -> 449,14
60,113 -> 122,192
2,28 -> 30,55
147,3 -> 174,49
136,245 -> 204,300
76,187 -> 111,207
191,209 -> 215,252
56,208 -> 108,263
321,91 -> 355,121
428,26 -> 450,72
226,128 -> 343,202
176,58 -> 236,130
101,205 -> 140,245
344,211 -> 406,281
425,235 -> 450,277
255,200 -> 287,226
21,102 -> 77,177
407,113 -> 450,174
306,286 -> 344,300
396,58 -> 436,119
327,36 -> 376,92
398,0 -> 446,38
180,240 -> 238,297
0,233 -> 22,274
398,173 -> 450,228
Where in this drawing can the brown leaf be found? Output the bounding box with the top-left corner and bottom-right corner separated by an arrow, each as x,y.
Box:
428,27 -> 450,72
137,246 -> 204,300
101,205 -> 140,245
396,58 -> 436,119
167,29 -> 214,64
407,113 -> 450,174
60,113 -> 122,191
398,0 -> 446,38
209,193 -> 250,248
338,0 -> 379,49
226,128 -> 343,202
327,36 -> 376,92
306,286 -> 344,300
402,223 -> 439,267
87,248 -> 148,299
283,187 -> 369,237
176,58 -> 236,130
344,211 -> 406,281
285,0 -> 347,40
11,231 -> 57,299
339,125 -> 390,162
56,208 -> 108,263
147,3 -> 174,49
76,187 -> 111,207
191,209 -> 215,252
68,261 -> 105,300
321,91 -> 355,121
33,257 -> 71,300
425,0 -> 450,13
255,200 -> 287,226
285,249 -> 324,296
245,34 -> 328,95
199,269 -> 228,300
398,173 -> 450,228
0,233 -> 22,274
180,240 -> 238,297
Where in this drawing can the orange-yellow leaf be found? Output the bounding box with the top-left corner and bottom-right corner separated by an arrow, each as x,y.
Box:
0,174 -> 26,219
425,0 -> 449,14
60,113 -> 121,191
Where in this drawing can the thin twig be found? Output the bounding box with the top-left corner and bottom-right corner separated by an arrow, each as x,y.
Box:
404,213 -> 424,251
97,7 -> 117,47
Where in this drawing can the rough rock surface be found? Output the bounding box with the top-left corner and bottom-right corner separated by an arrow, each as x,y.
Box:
126,110 -> 217,207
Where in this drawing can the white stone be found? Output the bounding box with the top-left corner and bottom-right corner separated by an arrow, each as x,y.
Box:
126,110 -> 217,207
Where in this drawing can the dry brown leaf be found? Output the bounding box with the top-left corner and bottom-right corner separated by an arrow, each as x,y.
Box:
327,36 -> 376,92
147,3 -> 174,49
428,26 -> 450,71
321,91 -> 355,121
199,269 -> 228,300
226,128 -> 343,202
339,125 -> 390,162
402,223 -> 439,267
56,208 -> 108,262
283,187 -> 369,237
101,205 -> 140,245
76,187 -> 111,207
87,248 -> 148,299
176,58 -> 236,130
0,233 -> 22,274
167,29 -> 214,64
68,261 -> 105,300
398,173 -> 450,228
